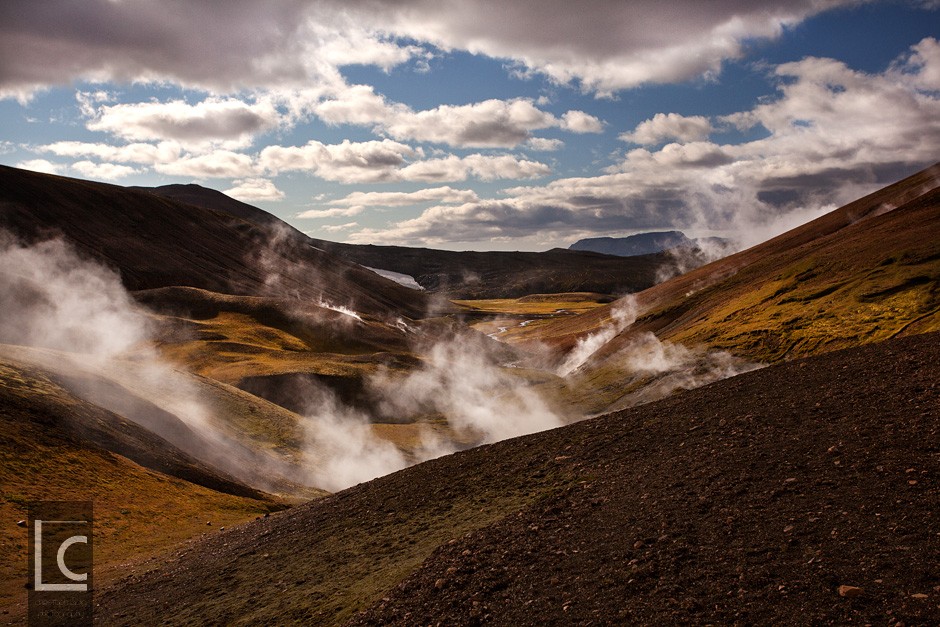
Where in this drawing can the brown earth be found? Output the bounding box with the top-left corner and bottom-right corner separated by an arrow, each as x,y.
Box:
95,331 -> 940,625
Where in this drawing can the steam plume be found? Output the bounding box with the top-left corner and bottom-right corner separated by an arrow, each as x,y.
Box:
0,232 -> 305,493
556,297 -> 638,376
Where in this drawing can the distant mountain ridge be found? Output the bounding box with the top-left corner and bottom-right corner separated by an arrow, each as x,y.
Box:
570,230 -> 692,256
307,239 -> 670,299
569,230 -> 734,257
124,181 -> 677,299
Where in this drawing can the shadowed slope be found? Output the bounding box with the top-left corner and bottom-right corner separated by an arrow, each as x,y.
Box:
133,183 -> 286,231
0,166 -> 429,319
97,332 -> 940,625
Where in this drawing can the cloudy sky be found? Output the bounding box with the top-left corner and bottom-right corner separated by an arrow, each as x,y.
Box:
1,1 -> 938,250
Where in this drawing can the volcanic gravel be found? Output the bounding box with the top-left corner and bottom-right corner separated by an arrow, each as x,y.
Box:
352,332 -> 940,625
98,332 -> 939,625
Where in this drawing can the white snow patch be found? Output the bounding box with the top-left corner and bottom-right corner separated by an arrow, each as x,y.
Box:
364,266 -> 425,290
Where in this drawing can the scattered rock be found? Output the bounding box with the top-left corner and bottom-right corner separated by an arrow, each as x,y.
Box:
434,578 -> 445,590
838,585 -> 863,598
16,520 -> 26,528
206,521 -> 212,526
911,593 -> 928,599
633,540 -> 645,549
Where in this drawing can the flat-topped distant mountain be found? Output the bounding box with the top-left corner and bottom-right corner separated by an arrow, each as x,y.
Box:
570,230 -> 691,256
569,230 -> 734,257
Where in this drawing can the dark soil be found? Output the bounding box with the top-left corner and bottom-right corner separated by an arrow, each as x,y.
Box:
96,332 -> 940,625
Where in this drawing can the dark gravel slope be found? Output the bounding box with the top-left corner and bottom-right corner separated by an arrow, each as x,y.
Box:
98,332 -> 939,625
354,332 -> 940,625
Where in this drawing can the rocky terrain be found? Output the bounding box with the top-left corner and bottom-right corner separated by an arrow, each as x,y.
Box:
95,332 -> 939,625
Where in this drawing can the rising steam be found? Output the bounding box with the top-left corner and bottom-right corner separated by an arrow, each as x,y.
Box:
554,292 -> 761,409
299,383 -> 408,492
0,234 -> 150,360
0,233 -> 304,493
610,331 -> 761,408
1,229 -> 760,496
556,297 -> 638,376
371,335 -> 562,444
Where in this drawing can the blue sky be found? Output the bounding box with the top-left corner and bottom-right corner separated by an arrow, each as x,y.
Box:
1,0 -> 938,251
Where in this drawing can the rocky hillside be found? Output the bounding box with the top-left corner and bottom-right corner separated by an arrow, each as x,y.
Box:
96,332 -> 940,625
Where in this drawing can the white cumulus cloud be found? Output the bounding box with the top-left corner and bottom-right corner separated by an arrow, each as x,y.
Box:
223,177 -> 284,202
71,160 -> 139,181
39,140 -> 182,165
86,97 -> 280,150
621,113 -> 713,145
314,88 -> 606,148
15,159 -> 64,175
154,150 -> 257,179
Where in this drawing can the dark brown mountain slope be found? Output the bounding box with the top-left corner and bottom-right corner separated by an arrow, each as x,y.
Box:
133,183 -> 287,231
0,165 -> 429,318
98,331 -> 940,626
